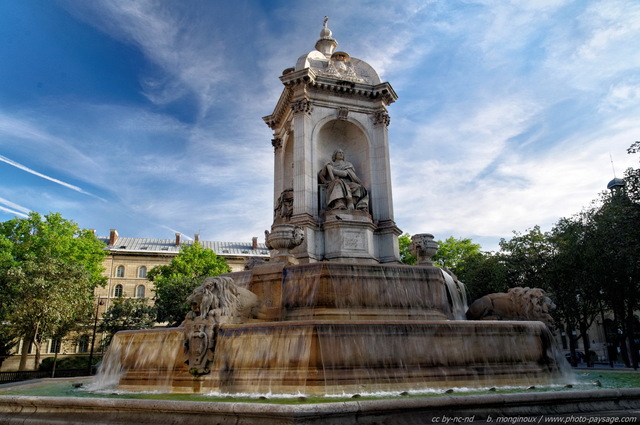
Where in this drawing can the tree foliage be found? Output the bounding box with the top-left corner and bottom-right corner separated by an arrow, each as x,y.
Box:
0,212 -> 106,370
99,297 -> 156,347
149,242 -> 230,326
398,233 -> 417,265
432,236 -> 482,272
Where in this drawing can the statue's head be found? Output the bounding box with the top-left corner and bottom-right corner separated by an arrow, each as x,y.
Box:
332,149 -> 344,161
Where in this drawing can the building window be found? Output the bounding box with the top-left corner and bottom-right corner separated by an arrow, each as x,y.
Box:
114,284 -> 123,297
136,285 -> 146,298
116,265 -> 125,278
50,338 -> 62,354
138,266 -> 147,278
78,335 -> 90,353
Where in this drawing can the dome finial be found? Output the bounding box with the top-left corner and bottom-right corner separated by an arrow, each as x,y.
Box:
316,16 -> 338,56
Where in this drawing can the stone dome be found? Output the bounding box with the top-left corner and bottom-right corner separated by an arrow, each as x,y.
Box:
295,18 -> 381,85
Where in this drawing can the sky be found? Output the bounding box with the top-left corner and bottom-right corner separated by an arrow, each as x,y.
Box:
0,0 -> 638,252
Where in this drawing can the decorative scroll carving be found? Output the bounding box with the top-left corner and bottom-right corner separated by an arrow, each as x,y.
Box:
318,149 -> 369,212
271,137 -> 283,152
372,111 -> 391,126
337,107 -> 349,120
182,276 -> 259,376
291,99 -> 313,115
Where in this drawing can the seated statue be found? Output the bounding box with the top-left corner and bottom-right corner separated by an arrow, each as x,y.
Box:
318,149 -> 369,211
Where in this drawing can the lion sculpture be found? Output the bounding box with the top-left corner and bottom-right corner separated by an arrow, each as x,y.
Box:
466,287 -> 556,332
184,276 -> 260,325
182,276 -> 260,376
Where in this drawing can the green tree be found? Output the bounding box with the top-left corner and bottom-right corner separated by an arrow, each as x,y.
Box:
0,212 -> 106,370
0,235 -> 18,368
398,233 -> 417,265
548,214 -> 604,366
458,252 -> 508,303
99,297 -> 156,347
590,189 -> 640,368
432,236 -> 482,273
498,226 -> 554,290
149,242 -> 230,326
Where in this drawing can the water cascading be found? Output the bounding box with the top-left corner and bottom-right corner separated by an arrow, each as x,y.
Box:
92,262 -> 570,396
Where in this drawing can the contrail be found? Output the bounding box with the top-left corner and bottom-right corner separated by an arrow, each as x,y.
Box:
160,225 -> 194,241
0,205 -> 29,218
0,154 -> 106,201
0,196 -> 30,215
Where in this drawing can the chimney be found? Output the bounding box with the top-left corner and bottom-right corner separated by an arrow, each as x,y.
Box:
194,234 -> 200,242
109,229 -> 118,245
252,236 -> 258,250
175,233 -> 181,246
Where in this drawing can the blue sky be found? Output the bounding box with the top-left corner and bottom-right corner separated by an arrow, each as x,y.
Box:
0,0 -> 638,251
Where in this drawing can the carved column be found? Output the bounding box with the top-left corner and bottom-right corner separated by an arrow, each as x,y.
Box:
291,98 -> 314,219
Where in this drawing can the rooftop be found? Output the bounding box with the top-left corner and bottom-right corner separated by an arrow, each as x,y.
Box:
98,235 -> 269,257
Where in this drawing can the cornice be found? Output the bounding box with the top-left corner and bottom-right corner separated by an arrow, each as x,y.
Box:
264,68 -> 398,130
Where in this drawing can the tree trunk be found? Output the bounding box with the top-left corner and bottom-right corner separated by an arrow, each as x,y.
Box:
33,336 -> 42,371
18,322 -> 40,371
580,321 -> 592,367
626,302 -> 639,370
567,323 -> 579,367
51,348 -> 59,378
17,335 -> 33,371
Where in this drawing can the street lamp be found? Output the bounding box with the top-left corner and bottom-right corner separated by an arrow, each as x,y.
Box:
87,298 -> 104,375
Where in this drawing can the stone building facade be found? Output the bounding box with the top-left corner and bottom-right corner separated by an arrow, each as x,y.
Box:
1,230 -> 269,371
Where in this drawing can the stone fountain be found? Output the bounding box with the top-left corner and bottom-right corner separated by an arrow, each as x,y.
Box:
93,18 -> 568,397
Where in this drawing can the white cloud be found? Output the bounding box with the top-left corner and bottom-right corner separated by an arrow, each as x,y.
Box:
62,1 -> 229,116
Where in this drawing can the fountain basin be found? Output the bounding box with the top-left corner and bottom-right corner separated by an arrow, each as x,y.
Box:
105,319 -> 564,395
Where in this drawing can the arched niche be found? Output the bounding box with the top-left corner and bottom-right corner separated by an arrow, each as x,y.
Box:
315,119 -> 370,190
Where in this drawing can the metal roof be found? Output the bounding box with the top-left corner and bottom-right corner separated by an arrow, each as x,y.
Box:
98,237 -> 270,257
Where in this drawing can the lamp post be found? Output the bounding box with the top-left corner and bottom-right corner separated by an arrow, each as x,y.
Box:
87,298 -> 104,375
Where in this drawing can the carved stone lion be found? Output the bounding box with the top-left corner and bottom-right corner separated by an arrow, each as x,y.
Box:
466,287 -> 556,332
182,276 -> 260,375
185,276 -> 259,324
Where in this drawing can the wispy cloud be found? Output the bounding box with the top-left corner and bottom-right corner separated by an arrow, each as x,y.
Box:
61,1 -> 230,118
